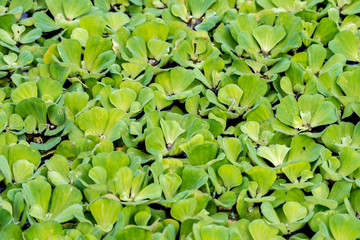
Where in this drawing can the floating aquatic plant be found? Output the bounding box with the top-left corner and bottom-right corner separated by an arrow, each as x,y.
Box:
0,0 -> 360,239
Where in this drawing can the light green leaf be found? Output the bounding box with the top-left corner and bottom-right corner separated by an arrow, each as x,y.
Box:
253,25 -> 286,53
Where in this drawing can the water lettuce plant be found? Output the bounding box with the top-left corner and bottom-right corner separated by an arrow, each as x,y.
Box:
1,0 -> 360,239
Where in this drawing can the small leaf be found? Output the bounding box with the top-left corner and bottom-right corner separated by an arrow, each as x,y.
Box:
253,25 -> 286,53
218,164 -> 242,189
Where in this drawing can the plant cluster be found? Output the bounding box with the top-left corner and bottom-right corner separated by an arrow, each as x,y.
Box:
1,0 -> 360,239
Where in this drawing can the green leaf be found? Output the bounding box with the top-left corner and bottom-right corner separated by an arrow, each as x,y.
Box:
218,164 -> 242,189
80,16 -> 106,36
115,167 -> 132,200
133,21 -> 168,42
71,28 -> 89,47
49,63 -> 71,85
253,25 -> 286,53
23,180 -> 51,220
134,183 -> 161,201
13,160 -> 35,182
11,82 -> 37,104
287,135 -> 323,162
238,75 -> 267,108
24,221 -> 62,240
37,77 -> 63,102
261,202 -> 280,224
282,161 -> 311,183
276,95 -> 299,127
0,110 -> 6,133
188,143 -> 218,166
180,167 -> 208,192
75,107 -> 108,137
64,92 -> 89,115
145,127 -> 167,156
48,184 -> 83,222
247,166 -> 276,197
307,44 -> 327,75
188,0 -> 217,19
104,12 -> 130,31
160,119 -> 185,146
329,30 -> 360,62
170,67 -> 196,94
147,39 -> 172,61
337,69 -> 360,97
328,181 -> 352,204
329,214 -> 360,240
338,147 -> 360,176
115,227 -> 152,240
57,39 -> 82,70
20,28 -> 42,44
305,98 -> 337,128
89,196 -> 123,233
283,201 -> 307,222
170,198 -> 197,222
127,36 -> 147,60
270,0 -> 306,12
9,144 -> 41,168
93,152 -> 129,180
171,3 -> 188,22
218,84 -> 243,108
109,88 -> 137,112
160,173 -> 182,200
249,219 -> 279,240
62,0 -> 93,19
45,0 -> 64,17
33,12 -> 59,32
215,191 -> 237,208
0,155 -> 12,183
219,137 -> 243,163
201,225 -> 229,240
257,144 -> 290,167
84,36 -> 114,73
313,18 -> 339,45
